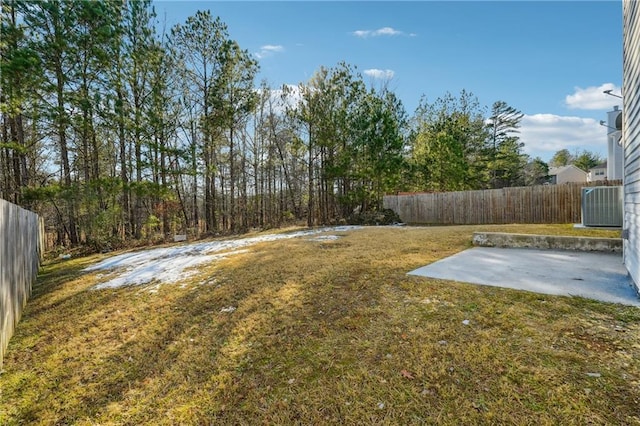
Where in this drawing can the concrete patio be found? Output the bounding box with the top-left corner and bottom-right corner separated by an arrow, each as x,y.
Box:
409,246 -> 640,306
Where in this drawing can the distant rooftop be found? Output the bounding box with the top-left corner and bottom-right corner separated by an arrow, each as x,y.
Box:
548,165 -> 587,175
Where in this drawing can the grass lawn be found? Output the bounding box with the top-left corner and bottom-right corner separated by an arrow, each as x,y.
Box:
1,224 -> 639,425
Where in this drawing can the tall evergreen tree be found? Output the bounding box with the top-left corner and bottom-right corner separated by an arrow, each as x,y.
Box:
71,0 -> 120,245
24,0 -> 81,245
123,0 -> 157,239
211,40 -> 258,231
147,38 -> 181,239
410,91 -> 487,191
486,101 -> 525,188
288,63 -> 366,225
0,0 -> 38,205
170,10 -> 229,233
349,89 -> 407,211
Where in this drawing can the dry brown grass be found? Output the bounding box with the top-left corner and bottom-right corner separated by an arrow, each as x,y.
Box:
1,224 -> 638,425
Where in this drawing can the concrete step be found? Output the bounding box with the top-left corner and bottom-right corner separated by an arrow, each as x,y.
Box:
472,232 -> 622,252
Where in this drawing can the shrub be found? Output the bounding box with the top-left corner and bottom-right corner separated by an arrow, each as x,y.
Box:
348,208 -> 401,226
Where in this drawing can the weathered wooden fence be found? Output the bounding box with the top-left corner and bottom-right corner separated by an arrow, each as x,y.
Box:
384,181 -> 622,225
1,199 -> 44,366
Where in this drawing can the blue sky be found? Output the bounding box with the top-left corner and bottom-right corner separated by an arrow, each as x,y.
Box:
154,1 -> 623,162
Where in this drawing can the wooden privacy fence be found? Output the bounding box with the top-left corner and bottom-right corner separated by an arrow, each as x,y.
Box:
383,181 -> 622,225
1,199 -> 44,367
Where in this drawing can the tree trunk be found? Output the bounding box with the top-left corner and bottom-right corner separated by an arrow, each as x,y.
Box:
116,84 -> 131,238
134,125 -> 143,239
54,49 -> 78,245
307,124 -> 314,227
229,125 -> 236,231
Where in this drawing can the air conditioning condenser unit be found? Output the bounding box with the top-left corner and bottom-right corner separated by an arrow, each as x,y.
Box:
581,186 -> 623,227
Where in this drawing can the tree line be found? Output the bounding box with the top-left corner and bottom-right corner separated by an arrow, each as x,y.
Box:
0,0 -> 595,249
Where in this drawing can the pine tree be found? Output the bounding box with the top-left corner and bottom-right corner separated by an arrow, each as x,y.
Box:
410,91 -> 487,191
486,101 -> 525,188
170,10 -> 230,233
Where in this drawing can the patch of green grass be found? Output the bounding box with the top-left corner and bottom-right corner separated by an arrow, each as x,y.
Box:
1,225 -> 638,425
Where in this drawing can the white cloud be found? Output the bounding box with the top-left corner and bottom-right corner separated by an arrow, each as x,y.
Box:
519,114 -> 607,161
255,44 -> 284,59
375,27 -> 402,36
272,84 -> 303,107
565,83 -> 622,110
363,69 -> 395,80
352,27 -> 407,38
254,84 -> 304,115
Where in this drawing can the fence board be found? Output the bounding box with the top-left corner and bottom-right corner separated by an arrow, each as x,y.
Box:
383,181 -> 622,225
0,199 -> 42,367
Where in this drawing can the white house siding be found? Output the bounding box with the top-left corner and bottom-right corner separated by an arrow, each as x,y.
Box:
588,163 -> 607,182
623,0 -> 640,291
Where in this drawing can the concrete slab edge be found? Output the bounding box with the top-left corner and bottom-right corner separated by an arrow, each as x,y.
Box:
472,232 -> 622,253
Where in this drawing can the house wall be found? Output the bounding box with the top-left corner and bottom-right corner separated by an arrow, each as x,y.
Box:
556,166 -> 587,184
608,136 -> 624,180
623,0 -> 640,291
588,166 -> 607,182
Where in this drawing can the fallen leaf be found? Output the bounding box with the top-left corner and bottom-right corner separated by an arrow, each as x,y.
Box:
401,369 -> 415,380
